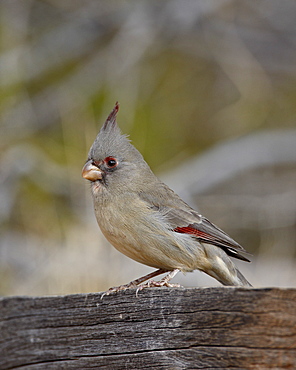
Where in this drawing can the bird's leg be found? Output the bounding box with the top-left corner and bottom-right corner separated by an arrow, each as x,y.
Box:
137,268 -> 181,291
128,269 -> 169,286
101,269 -> 168,297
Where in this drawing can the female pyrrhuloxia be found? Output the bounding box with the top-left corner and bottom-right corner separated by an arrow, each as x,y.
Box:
82,103 -> 251,293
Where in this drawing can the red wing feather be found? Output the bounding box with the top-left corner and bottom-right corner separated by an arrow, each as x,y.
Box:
174,225 -> 250,262
174,226 -> 216,242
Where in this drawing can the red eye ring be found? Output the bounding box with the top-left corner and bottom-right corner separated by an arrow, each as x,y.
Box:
104,156 -> 118,168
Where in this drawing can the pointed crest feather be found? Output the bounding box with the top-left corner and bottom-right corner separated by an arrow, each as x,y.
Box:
102,102 -> 119,130
88,102 -> 144,163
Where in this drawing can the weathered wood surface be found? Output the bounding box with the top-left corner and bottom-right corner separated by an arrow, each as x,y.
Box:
0,287 -> 295,369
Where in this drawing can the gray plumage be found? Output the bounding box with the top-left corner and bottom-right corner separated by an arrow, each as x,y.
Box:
82,102 -> 252,289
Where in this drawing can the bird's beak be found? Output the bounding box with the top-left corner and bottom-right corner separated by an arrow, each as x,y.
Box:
82,160 -> 103,181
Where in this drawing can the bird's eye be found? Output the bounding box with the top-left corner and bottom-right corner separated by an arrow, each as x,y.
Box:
104,156 -> 118,168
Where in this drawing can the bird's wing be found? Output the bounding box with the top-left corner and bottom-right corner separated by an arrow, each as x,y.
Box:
139,185 -> 250,262
162,206 -> 250,262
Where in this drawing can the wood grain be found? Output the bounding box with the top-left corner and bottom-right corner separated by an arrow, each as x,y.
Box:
1,287 -> 295,369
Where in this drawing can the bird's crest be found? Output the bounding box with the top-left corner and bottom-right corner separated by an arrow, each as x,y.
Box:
89,102 -> 144,163
102,101 -> 120,130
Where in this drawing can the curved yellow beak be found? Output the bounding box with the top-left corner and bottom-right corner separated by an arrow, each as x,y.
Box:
82,160 -> 103,181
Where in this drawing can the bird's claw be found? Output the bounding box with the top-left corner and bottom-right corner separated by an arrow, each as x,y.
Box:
101,282 -> 138,299
138,279 -> 181,289
101,280 -> 182,299
101,269 -> 182,298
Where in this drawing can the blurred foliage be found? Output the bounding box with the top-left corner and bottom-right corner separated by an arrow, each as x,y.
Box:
0,0 -> 296,295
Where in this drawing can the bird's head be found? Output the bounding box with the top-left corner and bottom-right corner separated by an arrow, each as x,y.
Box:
82,102 -> 151,194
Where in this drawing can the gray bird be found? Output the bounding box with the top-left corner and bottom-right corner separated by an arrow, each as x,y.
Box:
82,102 -> 251,293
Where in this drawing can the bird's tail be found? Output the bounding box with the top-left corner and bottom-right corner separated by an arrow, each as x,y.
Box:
235,268 -> 252,287
201,244 -> 252,287
206,266 -> 252,287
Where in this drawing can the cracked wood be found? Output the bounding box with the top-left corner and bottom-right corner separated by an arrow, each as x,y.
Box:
0,287 -> 295,369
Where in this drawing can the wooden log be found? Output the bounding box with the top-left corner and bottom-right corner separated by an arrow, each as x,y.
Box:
0,287 -> 295,369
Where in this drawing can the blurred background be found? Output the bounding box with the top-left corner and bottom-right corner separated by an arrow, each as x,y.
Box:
1,0 -> 296,296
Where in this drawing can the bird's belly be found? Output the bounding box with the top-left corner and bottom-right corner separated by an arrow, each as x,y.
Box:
96,204 -> 206,272
99,223 -> 172,270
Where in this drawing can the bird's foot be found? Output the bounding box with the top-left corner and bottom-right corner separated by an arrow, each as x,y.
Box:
101,281 -> 138,299
100,268 -> 181,298
100,268 -> 169,298
136,268 -> 182,293
139,279 -> 181,289
135,280 -> 181,295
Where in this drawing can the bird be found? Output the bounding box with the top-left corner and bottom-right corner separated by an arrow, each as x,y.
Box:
82,102 -> 252,294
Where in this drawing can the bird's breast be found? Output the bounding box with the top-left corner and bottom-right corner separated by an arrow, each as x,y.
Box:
93,193 -> 207,272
